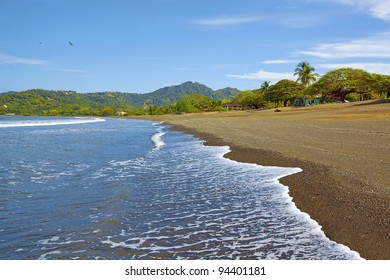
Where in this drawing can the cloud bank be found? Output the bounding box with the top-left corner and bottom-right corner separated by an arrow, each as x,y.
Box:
227,70 -> 293,82
318,62 -> 390,74
0,53 -> 48,65
298,32 -> 390,58
313,0 -> 390,21
193,16 -> 261,27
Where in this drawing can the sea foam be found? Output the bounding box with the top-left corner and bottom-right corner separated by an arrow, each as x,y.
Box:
151,126 -> 166,149
94,127 -> 362,260
0,118 -> 362,260
0,117 -> 105,128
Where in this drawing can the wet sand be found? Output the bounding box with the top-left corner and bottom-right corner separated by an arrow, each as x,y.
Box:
139,100 -> 390,259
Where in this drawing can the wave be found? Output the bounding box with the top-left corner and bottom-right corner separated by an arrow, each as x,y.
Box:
150,126 -> 165,150
0,117 -> 105,128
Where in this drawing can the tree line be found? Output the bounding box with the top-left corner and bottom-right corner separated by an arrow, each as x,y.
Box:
1,64 -> 389,116
0,82 -> 238,116
0,90 -> 229,116
234,62 -> 390,109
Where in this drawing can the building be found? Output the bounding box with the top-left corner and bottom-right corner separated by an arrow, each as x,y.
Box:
293,95 -> 322,106
224,100 -> 247,111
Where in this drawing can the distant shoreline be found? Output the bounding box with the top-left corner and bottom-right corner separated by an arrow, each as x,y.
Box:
138,100 -> 390,259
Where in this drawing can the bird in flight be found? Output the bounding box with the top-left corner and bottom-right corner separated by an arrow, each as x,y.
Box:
68,41 -> 73,46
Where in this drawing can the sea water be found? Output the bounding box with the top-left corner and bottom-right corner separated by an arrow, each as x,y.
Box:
0,116 -> 361,260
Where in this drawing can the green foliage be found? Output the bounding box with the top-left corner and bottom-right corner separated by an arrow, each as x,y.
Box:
0,83 -> 239,116
143,81 -> 239,106
233,89 -> 269,109
137,94 -> 226,115
2,66 -> 389,117
309,68 -> 373,102
371,73 -> 390,98
175,94 -> 215,113
294,61 -> 320,87
265,79 -> 304,106
0,89 -> 128,116
345,93 -> 360,102
260,81 -> 270,91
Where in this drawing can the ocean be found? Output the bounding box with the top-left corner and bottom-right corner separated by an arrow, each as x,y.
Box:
0,116 -> 361,260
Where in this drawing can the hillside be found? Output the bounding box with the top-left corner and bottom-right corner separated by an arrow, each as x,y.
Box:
0,82 -> 240,115
137,81 -> 239,106
144,81 -> 215,106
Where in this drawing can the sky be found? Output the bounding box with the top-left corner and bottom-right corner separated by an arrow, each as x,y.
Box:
2,0 -> 390,93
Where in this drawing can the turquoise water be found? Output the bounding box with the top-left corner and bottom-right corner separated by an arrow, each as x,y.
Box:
0,116 -> 361,259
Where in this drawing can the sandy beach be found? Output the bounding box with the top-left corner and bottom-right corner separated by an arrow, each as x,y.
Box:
141,100 -> 390,259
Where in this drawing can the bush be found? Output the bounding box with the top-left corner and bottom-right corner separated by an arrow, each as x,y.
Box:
346,93 -> 360,102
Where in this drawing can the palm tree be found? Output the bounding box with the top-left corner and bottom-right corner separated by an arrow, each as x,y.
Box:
260,81 -> 270,91
294,61 -> 319,87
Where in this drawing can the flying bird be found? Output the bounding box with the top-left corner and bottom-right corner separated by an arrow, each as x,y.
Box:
68,41 -> 73,46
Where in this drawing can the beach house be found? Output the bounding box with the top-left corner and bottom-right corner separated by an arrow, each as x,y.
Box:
293,94 -> 322,106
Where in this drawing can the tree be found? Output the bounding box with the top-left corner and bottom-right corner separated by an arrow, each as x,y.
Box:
265,79 -> 304,107
294,61 -> 320,87
100,107 -> 116,116
260,81 -> 270,91
309,68 -> 373,102
174,94 -> 214,113
233,89 -> 268,109
372,73 -> 390,99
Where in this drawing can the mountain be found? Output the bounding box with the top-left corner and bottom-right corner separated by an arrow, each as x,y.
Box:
79,82 -> 239,107
142,81 -> 239,106
0,82 -> 240,115
0,91 -> 16,95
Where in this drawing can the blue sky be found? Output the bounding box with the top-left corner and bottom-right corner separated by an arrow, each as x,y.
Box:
2,0 -> 390,93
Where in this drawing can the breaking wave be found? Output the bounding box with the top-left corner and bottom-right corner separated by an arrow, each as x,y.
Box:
0,117 -> 362,260
0,117 -> 105,128
151,125 -> 166,150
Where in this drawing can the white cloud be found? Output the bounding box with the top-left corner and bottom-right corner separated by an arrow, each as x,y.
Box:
48,68 -> 85,73
298,32 -> 390,58
369,1 -> 390,21
193,16 -> 261,27
262,59 -> 299,64
193,13 -> 321,29
0,53 -> 48,65
312,0 -> 390,21
227,70 -> 293,82
318,63 -> 390,74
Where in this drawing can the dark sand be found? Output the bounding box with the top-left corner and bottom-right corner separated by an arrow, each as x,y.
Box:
139,100 -> 390,259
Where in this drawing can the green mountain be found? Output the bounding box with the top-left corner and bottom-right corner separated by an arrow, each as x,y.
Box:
0,91 -> 16,95
143,81 -> 239,106
0,82 -> 240,115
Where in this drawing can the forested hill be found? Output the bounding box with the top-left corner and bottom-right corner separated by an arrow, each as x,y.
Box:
0,82 -> 240,115
146,81 -> 239,106
0,91 -> 16,95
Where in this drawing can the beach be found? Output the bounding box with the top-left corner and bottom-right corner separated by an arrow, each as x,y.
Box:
141,100 -> 390,259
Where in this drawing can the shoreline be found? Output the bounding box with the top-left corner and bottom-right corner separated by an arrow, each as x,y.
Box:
139,101 -> 390,259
